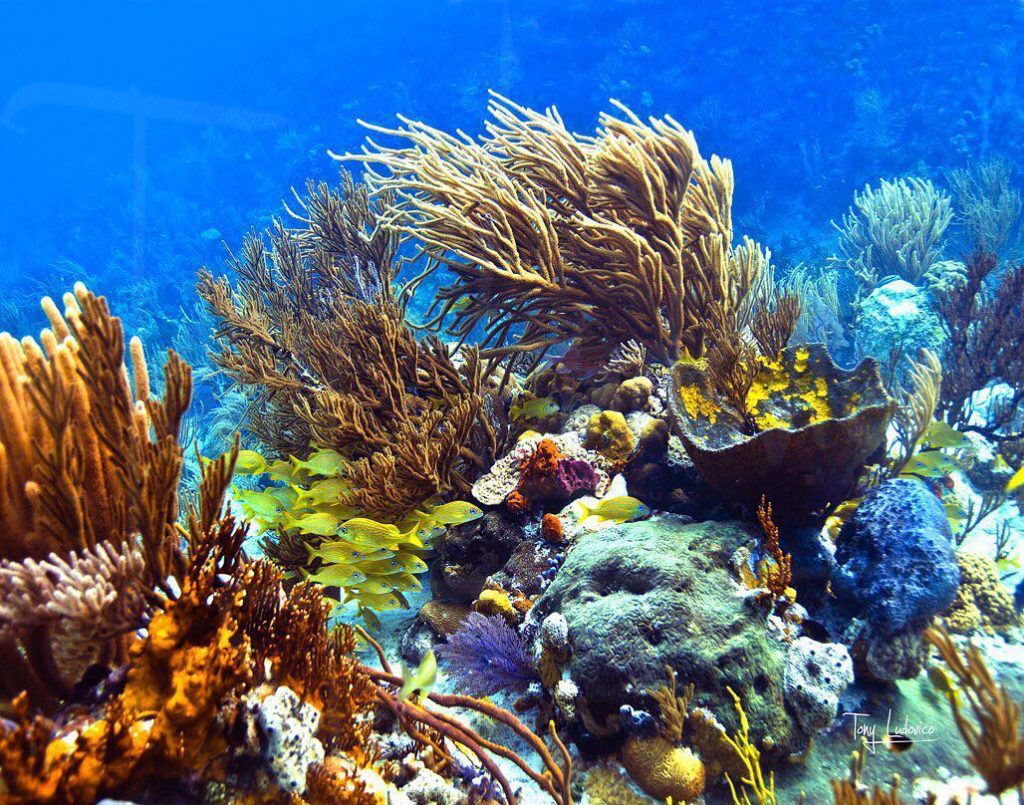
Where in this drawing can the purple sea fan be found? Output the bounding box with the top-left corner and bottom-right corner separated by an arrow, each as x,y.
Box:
434,612 -> 537,697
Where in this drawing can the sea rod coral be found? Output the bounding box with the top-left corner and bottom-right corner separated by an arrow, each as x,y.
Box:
198,170 -> 510,520
343,92 -> 774,364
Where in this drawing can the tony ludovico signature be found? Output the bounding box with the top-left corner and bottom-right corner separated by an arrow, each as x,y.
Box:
843,711 -> 941,754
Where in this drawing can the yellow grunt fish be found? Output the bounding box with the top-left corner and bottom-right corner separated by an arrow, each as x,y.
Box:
576,495 -> 650,525
290,447 -> 346,477
284,511 -> 345,536
306,540 -> 393,564
400,650 -> 437,700
424,500 -> 484,526
234,449 -> 268,475
301,565 -> 368,588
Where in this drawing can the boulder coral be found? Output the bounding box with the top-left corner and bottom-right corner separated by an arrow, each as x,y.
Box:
584,410 -> 636,464
529,515 -> 807,755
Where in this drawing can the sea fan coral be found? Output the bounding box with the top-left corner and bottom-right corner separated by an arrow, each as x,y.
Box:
198,171 -> 508,520
434,611 -> 537,696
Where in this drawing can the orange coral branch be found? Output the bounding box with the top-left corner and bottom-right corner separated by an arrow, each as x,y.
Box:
755,496 -> 792,599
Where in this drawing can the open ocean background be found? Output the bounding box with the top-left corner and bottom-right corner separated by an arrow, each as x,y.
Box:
1,0 -> 1022,353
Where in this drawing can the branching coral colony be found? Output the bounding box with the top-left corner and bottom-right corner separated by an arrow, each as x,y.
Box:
0,286 -> 573,804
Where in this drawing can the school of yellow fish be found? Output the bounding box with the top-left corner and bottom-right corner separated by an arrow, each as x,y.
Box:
233,447 -> 483,627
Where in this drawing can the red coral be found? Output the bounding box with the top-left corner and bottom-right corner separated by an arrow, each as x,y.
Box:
541,514 -> 564,543
525,438 -> 563,478
506,490 -> 529,512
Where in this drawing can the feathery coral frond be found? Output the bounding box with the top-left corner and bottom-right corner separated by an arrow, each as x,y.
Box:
343,92 -> 769,362
925,624 -> 1024,796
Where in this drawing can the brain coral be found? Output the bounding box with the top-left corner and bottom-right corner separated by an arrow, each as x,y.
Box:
621,736 -> 705,802
943,552 -> 1019,634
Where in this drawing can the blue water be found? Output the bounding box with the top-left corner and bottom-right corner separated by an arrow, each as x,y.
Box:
1,0 -> 1022,344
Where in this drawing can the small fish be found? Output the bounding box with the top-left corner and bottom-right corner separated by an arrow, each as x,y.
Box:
882,732 -> 913,753
290,448 -> 346,478
267,459 -> 300,483
341,517 -> 401,539
424,500 -> 484,526
359,607 -> 382,631
922,421 -> 972,450
451,295 -> 472,313
349,591 -> 403,611
284,511 -> 345,537
927,665 -> 961,707
359,575 -> 401,595
301,565 -> 368,588
388,571 -> 423,593
510,397 -> 559,422
576,495 -> 650,526
353,557 -> 411,576
399,649 -> 437,700
235,489 -> 286,522
1007,464 -> 1024,494
902,450 -> 960,479
234,449 -> 268,475
267,486 -> 298,508
294,477 -> 352,507
306,539 -> 393,564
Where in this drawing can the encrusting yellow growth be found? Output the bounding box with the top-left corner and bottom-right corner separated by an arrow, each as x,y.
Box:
744,349 -> 832,432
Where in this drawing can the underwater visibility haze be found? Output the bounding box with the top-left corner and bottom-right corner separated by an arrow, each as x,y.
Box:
3,1 -> 1024,802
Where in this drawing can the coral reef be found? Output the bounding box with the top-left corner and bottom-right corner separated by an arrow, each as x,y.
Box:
11,88 -> 1024,805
